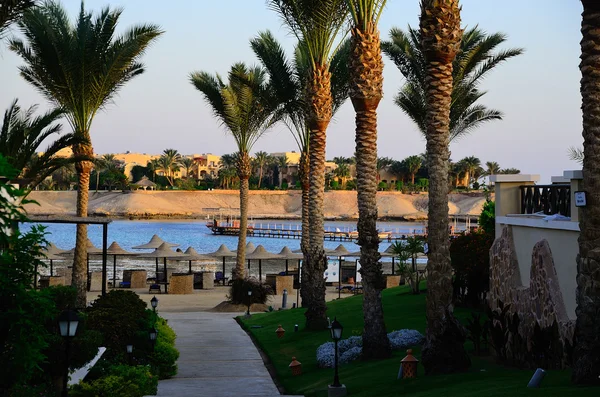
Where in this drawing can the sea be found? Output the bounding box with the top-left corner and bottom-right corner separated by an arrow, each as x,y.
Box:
24,219 -> 449,281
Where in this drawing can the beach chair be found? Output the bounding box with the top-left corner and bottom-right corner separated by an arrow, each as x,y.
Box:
149,283 -> 162,293
214,271 -> 228,286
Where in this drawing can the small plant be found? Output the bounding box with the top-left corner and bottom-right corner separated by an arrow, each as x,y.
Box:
465,312 -> 489,355
391,237 -> 425,294
69,364 -> 157,397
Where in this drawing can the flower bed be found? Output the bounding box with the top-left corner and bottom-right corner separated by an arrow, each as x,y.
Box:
316,330 -> 424,368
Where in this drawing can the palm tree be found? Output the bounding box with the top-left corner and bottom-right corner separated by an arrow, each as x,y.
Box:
382,26 -> 523,142
573,1 -> 600,383
253,151 -> 270,188
275,155 -> 289,188
191,63 -> 276,279
0,99 -> 80,190
403,155 -> 422,184
0,0 -> 35,38
180,157 -> 195,179
267,0 -> 349,330
484,161 -> 501,176
159,148 -> 182,186
10,1 -> 162,308
251,30 -> 350,295
499,167 -> 520,175
376,156 -> 394,183
147,158 -> 160,182
419,0 -> 470,374
333,162 -> 350,188
346,0 -> 391,359
568,146 -> 584,164
460,156 -> 481,189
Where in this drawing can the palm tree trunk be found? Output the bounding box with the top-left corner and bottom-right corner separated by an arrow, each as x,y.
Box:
72,141 -> 93,308
411,173 -> 415,185
299,150 -> 310,308
258,165 -> 263,188
304,64 -> 332,330
351,22 -> 391,360
573,0 -> 600,384
95,169 -> 99,193
234,152 -> 251,280
420,39 -> 471,377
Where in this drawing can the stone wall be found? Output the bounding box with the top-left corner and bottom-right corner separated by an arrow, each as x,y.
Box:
489,225 -> 575,366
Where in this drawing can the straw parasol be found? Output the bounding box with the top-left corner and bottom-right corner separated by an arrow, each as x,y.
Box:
246,245 -> 280,281
234,242 -> 256,254
328,244 -> 351,299
134,176 -> 156,190
38,250 -> 64,277
179,247 -> 213,273
90,242 -> 138,288
207,244 -> 236,283
45,242 -> 68,256
132,234 -> 178,250
138,243 -> 185,293
278,246 -> 303,275
60,239 -> 102,277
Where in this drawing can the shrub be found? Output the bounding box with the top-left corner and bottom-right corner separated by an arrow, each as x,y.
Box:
450,230 -> 494,307
85,291 -> 151,361
227,277 -> 272,305
395,181 -> 403,191
479,200 -> 495,236
151,316 -> 179,378
330,180 -> 339,189
70,364 -> 157,397
345,180 -> 356,190
378,181 -> 387,190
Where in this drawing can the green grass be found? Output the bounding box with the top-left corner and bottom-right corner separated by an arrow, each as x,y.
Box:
239,286 -> 598,397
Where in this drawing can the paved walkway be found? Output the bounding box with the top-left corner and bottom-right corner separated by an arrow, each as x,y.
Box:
154,312 -> 300,397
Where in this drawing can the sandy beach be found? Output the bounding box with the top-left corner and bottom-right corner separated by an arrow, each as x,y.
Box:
25,190 -> 487,220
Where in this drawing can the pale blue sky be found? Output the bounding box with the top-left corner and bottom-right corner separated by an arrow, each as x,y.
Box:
0,0 -> 584,181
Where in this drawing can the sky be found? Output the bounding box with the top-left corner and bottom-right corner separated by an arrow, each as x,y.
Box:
0,0 -> 584,182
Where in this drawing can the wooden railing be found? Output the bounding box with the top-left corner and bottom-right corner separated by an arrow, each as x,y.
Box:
520,184 -> 571,217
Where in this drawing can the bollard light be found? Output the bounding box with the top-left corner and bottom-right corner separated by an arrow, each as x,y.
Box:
289,357 -> 302,376
126,344 -> 133,365
58,310 -> 80,397
400,349 -> 419,379
246,289 -> 252,316
276,324 -> 285,339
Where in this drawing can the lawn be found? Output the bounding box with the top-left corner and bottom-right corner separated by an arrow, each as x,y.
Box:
238,285 -> 598,397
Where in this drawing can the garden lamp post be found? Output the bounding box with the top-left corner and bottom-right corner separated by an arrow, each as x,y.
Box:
58,310 -> 80,397
149,327 -> 158,351
246,289 -> 252,316
151,296 -> 158,313
329,317 -> 344,394
126,344 -> 133,365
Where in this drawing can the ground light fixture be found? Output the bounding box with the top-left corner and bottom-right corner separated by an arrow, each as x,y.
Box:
58,310 -> 80,397
246,289 -> 252,316
149,327 -> 158,350
328,317 -> 346,397
126,344 -> 133,365
276,324 -> 285,339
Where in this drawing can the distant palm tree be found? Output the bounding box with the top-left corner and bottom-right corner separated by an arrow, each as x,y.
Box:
459,156 -> 481,189
10,1 -> 162,308
191,63 -> 276,279
376,156 -> 394,183
419,0 -> 470,374
253,151 -> 270,188
382,26 -> 523,142
484,161 -> 501,176
0,0 -> 35,38
333,162 -> 350,188
180,157 -> 195,179
276,155 -> 289,188
147,158 -> 160,182
159,148 -> 182,186
499,167 -> 520,175
266,0 -> 349,329
403,155 -> 422,184
0,99 -> 79,191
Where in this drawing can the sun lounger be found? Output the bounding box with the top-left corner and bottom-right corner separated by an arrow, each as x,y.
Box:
214,271 -> 229,286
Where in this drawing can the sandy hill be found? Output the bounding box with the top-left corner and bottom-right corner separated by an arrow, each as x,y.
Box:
24,190 -> 487,220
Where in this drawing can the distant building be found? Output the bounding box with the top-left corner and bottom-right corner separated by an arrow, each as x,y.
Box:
192,153 -> 221,179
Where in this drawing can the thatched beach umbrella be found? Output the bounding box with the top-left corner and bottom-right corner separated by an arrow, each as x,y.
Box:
134,176 -> 156,190
207,244 -> 236,283
40,251 -> 64,277
278,246 -> 303,275
45,242 -> 68,256
138,243 -> 185,293
91,242 -> 138,288
179,247 -> 213,273
327,244 -> 351,299
61,239 -> 102,279
132,234 -> 178,249
246,245 -> 280,282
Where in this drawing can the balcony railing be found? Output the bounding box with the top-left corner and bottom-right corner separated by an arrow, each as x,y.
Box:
520,184 -> 571,217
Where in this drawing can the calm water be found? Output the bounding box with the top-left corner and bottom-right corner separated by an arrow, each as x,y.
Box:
25,219 -> 440,280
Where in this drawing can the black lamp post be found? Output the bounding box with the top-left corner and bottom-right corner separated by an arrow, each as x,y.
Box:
246,289 -> 253,316
149,327 -> 158,351
126,344 -> 133,365
58,310 -> 80,397
330,317 -> 343,388
151,296 -> 158,313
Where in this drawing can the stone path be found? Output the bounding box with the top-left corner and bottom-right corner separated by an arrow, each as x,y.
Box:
154,312 -> 301,397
